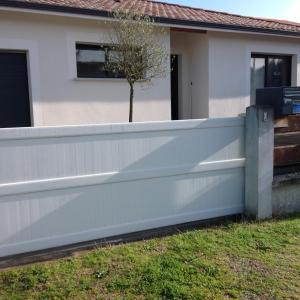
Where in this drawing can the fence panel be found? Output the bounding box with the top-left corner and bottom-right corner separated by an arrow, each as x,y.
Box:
0,118 -> 245,257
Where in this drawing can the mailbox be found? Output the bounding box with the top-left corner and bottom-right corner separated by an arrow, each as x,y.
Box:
256,87 -> 300,116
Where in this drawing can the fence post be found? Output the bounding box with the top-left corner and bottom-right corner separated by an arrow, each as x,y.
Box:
245,106 -> 274,219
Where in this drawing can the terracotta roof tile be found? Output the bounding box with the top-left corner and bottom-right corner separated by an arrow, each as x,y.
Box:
2,0 -> 300,36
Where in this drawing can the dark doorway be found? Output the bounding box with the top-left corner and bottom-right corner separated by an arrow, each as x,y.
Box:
0,52 -> 31,128
171,55 -> 179,120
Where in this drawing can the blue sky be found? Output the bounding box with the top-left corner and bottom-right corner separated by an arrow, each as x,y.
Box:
162,0 -> 300,22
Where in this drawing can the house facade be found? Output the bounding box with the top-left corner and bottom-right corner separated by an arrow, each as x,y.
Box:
0,0 -> 300,127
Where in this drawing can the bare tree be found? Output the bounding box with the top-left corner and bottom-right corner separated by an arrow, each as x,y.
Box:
105,11 -> 168,122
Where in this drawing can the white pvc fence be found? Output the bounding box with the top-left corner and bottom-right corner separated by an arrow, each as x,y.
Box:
0,118 -> 245,257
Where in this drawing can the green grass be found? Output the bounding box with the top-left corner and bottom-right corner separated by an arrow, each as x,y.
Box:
0,214 -> 299,300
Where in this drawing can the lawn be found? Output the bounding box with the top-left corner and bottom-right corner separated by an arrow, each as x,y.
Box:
0,214 -> 299,300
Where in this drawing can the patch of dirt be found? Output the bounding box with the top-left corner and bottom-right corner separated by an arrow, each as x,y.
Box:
227,255 -> 272,277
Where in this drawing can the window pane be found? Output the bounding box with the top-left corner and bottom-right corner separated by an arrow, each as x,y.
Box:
266,57 -> 291,87
251,57 -> 265,104
251,54 -> 292,103
106,50 -> 126,78
109,50 -> 122,63
76,44 -> 125,79
77,49 -> 105,63
76,44 -> 107,78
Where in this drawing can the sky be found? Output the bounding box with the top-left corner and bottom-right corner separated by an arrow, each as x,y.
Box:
161,0 -> 300,23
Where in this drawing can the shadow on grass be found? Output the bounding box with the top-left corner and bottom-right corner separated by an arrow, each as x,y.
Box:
1,212 -> 299,270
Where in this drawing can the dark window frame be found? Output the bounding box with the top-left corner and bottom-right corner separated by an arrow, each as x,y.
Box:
251,54 -> 292,87
76,43 -> 125,79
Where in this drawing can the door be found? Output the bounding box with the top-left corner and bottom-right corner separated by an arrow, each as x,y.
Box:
171,55 -> 179,120
0,52 -> 31,128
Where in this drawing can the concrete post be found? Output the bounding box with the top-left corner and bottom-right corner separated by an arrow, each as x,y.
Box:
245,106 -> 274,219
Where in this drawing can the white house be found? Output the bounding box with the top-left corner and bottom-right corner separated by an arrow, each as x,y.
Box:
0,0 -> 300,127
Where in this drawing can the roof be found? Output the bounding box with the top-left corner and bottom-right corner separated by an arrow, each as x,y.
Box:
1,0 -> 300,37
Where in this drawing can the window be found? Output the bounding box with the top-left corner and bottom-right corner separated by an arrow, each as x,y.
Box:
251,54 -> 291,103
76,43 -> 125,79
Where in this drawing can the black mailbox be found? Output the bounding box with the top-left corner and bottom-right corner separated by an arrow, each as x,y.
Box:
256,87 -> 300,116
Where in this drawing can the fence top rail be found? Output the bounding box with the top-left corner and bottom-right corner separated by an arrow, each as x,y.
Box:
0,117 -> 245,141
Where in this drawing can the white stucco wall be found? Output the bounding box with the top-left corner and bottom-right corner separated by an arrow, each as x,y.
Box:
208,31 -> 300,118
170,31 -> 192,119
190,33 -> 209,119
0,10 -> 171,126
170,31 -> 209,119
1,9 -> 300,124
171,30 -> 300,119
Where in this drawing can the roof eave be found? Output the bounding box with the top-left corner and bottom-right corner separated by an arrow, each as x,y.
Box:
1,0 -> 300,38
158,16 -> 300,38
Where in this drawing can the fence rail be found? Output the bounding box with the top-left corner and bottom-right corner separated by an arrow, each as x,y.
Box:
0,118 -> 245,257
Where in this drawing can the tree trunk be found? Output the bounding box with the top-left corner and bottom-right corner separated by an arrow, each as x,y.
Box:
129,83 -> 134,123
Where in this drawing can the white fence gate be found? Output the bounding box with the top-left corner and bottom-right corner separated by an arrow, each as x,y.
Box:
0,118 -> 245,257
